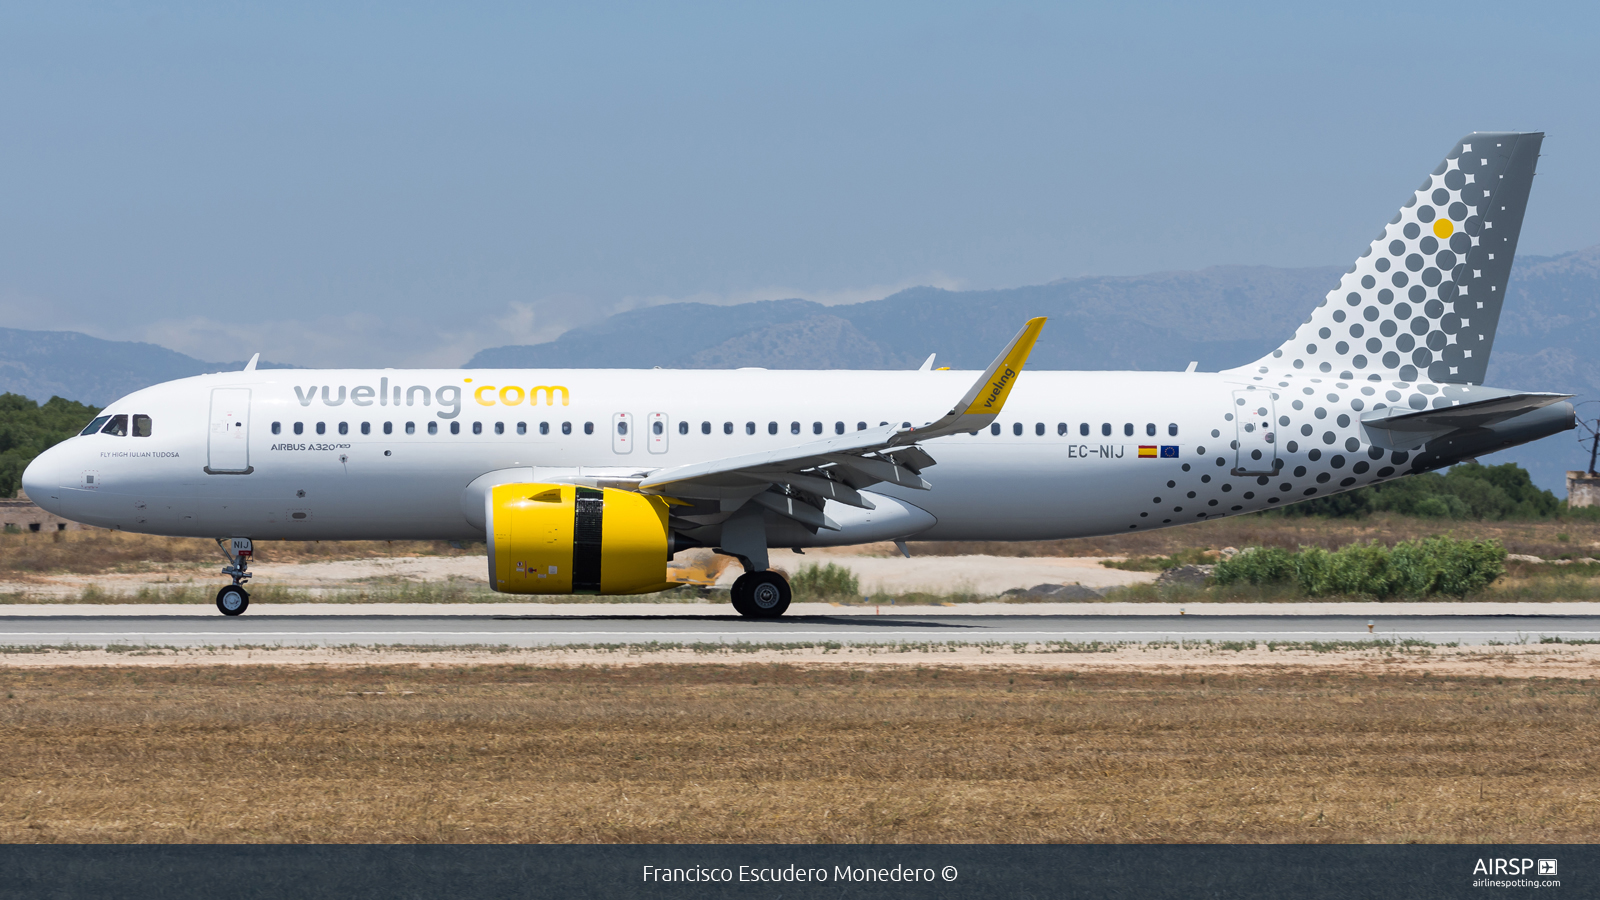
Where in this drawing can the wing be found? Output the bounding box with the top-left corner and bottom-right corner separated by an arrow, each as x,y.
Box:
636,317 -> 1047,531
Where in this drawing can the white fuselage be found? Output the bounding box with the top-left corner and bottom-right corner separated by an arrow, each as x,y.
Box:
23,366 -> 1438,545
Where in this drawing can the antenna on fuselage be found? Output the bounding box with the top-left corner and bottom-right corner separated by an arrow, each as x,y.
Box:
243,353 -> 260,372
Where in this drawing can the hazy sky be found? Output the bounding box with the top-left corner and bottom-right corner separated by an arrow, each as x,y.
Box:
3,2 -> 1597,367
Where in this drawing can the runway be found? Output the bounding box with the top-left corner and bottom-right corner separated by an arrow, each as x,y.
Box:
3,612 -> 1598,649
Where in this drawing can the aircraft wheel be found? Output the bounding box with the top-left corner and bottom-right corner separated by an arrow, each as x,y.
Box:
733,571 -> 790,618
216,584 -> 250,616
730,576 -> 756,617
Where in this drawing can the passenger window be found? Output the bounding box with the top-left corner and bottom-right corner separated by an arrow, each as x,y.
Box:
1013,423 -> 1023,436
384,422 -> 393,435
745,422 -> 755,435
790,422 -> 800,435
653,420 -> 664,435
361,422 -> 371,435
562,422 -> 572,435
1146,423 -> 1156,437
449,422 -> 459,435
701,421 -> 711,434
406,422 -> 416,434
316,422 -> 326,435
990,423 -> 1001,436
294,422 -> 304,435
271,422 -> 282,435
1057,423 -> 1067,435
428,422 -> 438,435
473,422 -> 483,435
583,422 -> 593,435
494,422 -> 504,435
101,414 -> 128,436
1123,423 -> 1133,436
338,422 -> 348,435
1080,423 -> 1089,436
617,421 -> 628,435
80,415 -> 111,436
812,422 -> 822,435
1101,423 -> 1111,436
678,421 -> 688,435
856,422 -> 866,431
1035,423 -> 1044,436
1169,423 -> 1179,436
723,422 -> 733,435
767,422 -> 777,435
835,422 -> 844,435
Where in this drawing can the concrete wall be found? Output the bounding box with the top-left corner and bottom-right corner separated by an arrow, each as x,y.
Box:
0,493 -> 94,533
1567,471 -> 1600,509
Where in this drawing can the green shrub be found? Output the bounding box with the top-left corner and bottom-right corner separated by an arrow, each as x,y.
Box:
0,393 -> 101,498
1213,537 -> 1506,598
1274,461 -> 1560,520
789,562 -> 860,601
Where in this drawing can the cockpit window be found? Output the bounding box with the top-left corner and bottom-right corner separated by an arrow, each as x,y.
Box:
80,416 -> 111,436
100,414 -> 128,436
132,415 -> 152,437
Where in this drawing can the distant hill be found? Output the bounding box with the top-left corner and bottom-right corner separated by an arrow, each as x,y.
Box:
469,264 -> 1343,372
0,328 -> 295,408
471,247 -> 1600,492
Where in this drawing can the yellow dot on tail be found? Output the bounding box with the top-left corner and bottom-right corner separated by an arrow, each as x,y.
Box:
1433,219 -> 1454,239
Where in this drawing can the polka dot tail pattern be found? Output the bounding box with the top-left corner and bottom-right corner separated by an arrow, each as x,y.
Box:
1241,132 -> 1542,388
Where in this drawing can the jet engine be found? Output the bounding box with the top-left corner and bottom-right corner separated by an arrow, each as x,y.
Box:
486,483 -> 679,594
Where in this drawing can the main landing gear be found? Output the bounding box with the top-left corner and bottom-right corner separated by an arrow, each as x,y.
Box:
214,537 -> 254,616
731,570 -> 791,618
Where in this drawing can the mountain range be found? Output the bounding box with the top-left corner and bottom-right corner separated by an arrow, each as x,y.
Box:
0,328 -> 295,409
5,246 -> 1597,493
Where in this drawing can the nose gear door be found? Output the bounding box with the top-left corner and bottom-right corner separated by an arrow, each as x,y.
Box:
205,388 -> 253,474
1232,387 -> 1278,475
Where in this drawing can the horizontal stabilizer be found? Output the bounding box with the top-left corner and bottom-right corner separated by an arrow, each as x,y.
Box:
1361,391 -> 1570,448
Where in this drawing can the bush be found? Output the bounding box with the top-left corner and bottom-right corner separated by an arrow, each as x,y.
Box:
0,393 -> 101,498
1213,537 -> 1506,598
1275,461 -> 1560,520
789,562 -> 860,601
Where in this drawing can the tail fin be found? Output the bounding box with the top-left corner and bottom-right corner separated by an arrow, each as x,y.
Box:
1239,132 -> 1542,386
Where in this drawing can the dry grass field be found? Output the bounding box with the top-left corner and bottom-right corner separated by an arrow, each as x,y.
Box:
1,663 -> 1595,843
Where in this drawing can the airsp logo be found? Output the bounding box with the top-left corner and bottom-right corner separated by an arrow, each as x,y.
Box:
1473,858 -> 1551,876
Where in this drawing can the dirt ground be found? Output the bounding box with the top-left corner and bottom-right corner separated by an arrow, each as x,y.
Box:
1,660 -> 1596,844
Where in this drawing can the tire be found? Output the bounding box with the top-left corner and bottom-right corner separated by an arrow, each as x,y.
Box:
729,575 -> 757,617
216,584 -> 250,616
742,571 -> 791,618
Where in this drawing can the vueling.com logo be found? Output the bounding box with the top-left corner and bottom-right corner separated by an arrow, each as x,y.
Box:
292,377 -> 570,420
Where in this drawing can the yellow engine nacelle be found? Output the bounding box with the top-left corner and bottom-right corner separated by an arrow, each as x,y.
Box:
486,483 -> 679,595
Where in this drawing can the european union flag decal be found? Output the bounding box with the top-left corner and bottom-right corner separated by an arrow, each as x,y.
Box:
1159,445 -> 1179,458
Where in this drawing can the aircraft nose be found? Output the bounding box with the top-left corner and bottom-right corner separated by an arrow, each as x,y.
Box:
21,444 -> 71,516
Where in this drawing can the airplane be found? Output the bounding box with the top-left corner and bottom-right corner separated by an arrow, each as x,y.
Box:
22,131 -> 1572,617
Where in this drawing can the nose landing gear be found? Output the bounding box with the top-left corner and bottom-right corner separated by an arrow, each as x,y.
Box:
214,537 -> 253,616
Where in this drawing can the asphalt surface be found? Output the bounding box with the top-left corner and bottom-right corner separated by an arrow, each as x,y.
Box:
2,613 -> 1598,648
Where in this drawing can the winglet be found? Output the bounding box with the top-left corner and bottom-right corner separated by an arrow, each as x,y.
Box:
243,353 -> 260,372
892,317 -> 1046,443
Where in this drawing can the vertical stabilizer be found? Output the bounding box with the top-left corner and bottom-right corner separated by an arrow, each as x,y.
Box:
1238,132 -> 1542,385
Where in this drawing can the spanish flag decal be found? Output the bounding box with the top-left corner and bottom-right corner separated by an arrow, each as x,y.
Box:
1138,445 -> 1158,458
